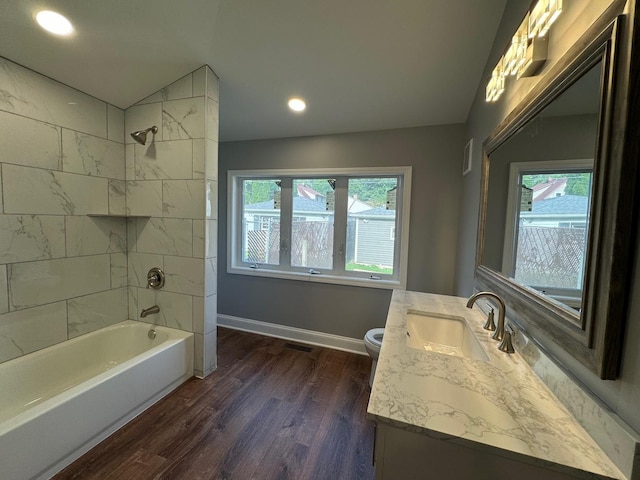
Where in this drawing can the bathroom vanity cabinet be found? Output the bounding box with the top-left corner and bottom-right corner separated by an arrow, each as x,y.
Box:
373,423 -> 594,480
367,291 -> 624,480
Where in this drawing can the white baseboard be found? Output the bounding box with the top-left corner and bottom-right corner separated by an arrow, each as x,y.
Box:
217,314 -> 368,356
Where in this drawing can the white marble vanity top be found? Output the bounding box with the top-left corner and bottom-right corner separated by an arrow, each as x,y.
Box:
367,290 -> 625,479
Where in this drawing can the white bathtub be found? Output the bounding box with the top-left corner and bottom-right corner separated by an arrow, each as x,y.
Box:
0,320 -> 194,480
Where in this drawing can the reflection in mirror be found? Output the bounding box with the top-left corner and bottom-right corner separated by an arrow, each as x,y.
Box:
482,60 -> 603,316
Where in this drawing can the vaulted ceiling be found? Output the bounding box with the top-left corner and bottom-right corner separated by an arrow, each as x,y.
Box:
0,0 -> 506,141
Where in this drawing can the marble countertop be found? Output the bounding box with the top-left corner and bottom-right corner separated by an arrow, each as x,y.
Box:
367,290 -> 625,480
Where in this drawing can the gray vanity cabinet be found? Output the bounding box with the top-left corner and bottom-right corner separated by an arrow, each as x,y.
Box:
373,423 -> 599,480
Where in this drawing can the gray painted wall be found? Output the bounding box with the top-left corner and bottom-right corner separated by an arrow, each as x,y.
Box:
219,125 -> 466,339
456,0 -> 640,433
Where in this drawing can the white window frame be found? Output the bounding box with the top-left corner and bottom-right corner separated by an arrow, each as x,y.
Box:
228,167 -> 412,290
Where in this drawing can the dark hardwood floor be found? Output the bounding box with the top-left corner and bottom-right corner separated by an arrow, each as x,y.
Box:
54,327 -> 375,480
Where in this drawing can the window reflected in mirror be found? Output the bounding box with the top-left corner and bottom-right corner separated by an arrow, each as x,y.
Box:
508,167 -> 593,311
481,59 -> 603,315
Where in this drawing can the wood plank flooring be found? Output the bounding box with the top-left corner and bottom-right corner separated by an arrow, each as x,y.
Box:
54,327 -> 375,480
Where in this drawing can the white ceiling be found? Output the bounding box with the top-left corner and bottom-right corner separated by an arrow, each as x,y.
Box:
0,0 -> 506,142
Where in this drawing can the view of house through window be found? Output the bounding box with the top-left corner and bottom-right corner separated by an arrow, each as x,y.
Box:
291,179 -> 334,269
346,178 -> 398,275
242,179 -> 281,265
513,171 -> 593,292
231,168 -> 410,288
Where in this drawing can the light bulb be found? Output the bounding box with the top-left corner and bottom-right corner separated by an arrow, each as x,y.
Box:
288,98 -> 306,112
35,10 -> 74,36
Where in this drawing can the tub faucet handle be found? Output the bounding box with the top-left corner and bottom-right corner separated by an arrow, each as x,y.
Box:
147,267 -> 165,289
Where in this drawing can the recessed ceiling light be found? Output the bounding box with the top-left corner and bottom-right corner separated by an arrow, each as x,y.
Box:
288,98 -> 306,112
35,10 -> 74,36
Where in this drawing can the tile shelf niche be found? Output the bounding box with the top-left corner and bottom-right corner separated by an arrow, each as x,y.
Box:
86,214 -> 151,218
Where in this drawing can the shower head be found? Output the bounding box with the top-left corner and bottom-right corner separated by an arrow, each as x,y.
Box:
130,126 -> 158,145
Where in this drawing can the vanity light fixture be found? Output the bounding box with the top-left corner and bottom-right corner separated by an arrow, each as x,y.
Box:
35,10 -> 74,36
502,19 -> 527,76
485,0 -> 561,102
486,59 -> 505,102
288,97 -> 306,112
517,36 -> 549,79
530,0 -> 563,38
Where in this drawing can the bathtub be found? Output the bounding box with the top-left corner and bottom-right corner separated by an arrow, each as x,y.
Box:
0,320 -> 194,480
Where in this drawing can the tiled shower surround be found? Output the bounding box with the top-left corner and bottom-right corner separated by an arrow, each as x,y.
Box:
0,57 -> 218,377
126,67 -> 219,377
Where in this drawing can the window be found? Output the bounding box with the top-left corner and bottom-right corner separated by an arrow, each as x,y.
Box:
228,167 -> 411,289
346,177 -> 398,276
291,178 -> 334,270
502,160 -> 593,307
241,179 -> 280,265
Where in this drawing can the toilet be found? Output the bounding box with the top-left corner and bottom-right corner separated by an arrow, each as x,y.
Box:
363,328 -> 384,387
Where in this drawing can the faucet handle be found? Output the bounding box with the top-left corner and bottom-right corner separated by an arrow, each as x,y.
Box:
497,329 -> 515,354
483,308 -> 497,331
147,267 -> 165,289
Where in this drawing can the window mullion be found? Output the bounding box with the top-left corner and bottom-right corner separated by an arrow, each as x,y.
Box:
280,178 -> 293,268
233,176 -> 244,268
332,177 -> 349,274
392,175 -> 403,281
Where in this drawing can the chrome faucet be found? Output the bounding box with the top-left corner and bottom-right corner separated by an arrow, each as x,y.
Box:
140,305 -> 160,318
466,292 -> 514,353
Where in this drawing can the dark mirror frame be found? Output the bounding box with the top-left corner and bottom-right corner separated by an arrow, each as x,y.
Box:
476,2 -> 639,380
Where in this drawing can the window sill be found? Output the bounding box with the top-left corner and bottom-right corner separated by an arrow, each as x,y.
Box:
228,265 -> 404,290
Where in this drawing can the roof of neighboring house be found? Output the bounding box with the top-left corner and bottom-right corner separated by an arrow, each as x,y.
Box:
296,184 -> 371,212
347,196 -> 371,213
296,184 -> 325,200
526,194 -> 589,215
532,177 -> 567,201
246,197 -> 328,212
353,206 -> 396,216
246,198 -> 397,216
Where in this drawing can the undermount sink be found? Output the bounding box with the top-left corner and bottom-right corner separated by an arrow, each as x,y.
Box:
406,310 -> 489,362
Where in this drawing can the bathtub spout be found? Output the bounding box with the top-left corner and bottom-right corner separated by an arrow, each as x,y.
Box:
140,305 -> 160,318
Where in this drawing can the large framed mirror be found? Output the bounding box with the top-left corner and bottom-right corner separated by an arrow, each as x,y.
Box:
476,5 -> 638,380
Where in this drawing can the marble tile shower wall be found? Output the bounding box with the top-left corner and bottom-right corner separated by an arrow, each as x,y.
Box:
0,57 -> 128,363
125,66 -> 218,377
203,67 -> 219,378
